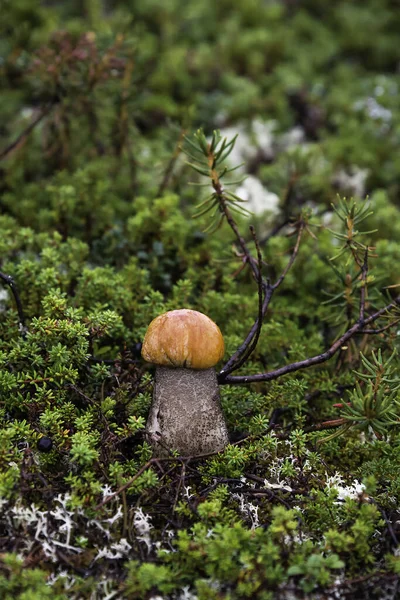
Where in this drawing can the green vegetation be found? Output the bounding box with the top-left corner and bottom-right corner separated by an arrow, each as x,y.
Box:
2,0 -> 400,597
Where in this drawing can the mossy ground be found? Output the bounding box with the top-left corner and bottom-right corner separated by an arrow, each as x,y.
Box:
2,1 -> 400,598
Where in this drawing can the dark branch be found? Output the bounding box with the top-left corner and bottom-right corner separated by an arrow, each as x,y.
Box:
220,227 -> 265,377
157,126 -> 186,197
220,295 -> 400,385
199,140 -> 306,379
259,218 -> 291,246
95,444 -> 228,509
220,198 -> 260,281
359,318 -> 400,335
0,104 -> 54,162
0,271 -> 26,334
359,248 -> 369,323
219,222 -> 305,379
219,287 -> 273,380
304,418 -> 348,433
210,167 -> 260,282
272,221 -> 305,290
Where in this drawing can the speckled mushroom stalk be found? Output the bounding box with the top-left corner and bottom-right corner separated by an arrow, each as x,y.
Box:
141,309 -> 229,457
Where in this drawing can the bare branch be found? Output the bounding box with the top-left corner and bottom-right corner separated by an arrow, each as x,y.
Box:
272,221 -> 305,291
359,318 -> 400,335
216,185 -> 260,281
259,218 -> 291,245
221,295 -> 400,385
359,248 -> 369,322
220,227 -> 265,376
186,134 -> 306,381
157,126 -> 187,197
219,287 -> 272,380
95,445 -> 227,509
304,417 -> 348,432
0,271 -> 26,335
0,103 -> 54,161
219,222 -> 305,379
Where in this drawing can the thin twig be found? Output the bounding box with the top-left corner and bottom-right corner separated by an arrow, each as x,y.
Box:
219,287 -> 274,379
359,318 -> 400,335
373,503 -> 399,547
173,463 -> 186,511
95,459 -> 158,509
222,203 -> 260,281
0,104 -> 54,161
304,418 -> 348,433
219,223 -> 305,379
220,227 -> 265,376
221,295 -> 400,384
95,447 -> 226,510
0,271 -> 26,334
259,218 -> 291,245
157,127 -> 187,197
272,221 -> 305,290
327,570 -> 399,592
211,171 -> 260,282
359,248 -> 369,323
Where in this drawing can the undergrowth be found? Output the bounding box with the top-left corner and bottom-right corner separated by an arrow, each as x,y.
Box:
2,1 -> 400,598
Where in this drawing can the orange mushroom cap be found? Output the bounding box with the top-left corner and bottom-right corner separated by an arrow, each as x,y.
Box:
141,309 -> 224,369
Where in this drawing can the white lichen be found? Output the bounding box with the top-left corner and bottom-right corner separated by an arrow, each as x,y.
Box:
133,507 -> 154,552
325,472 -> 366,502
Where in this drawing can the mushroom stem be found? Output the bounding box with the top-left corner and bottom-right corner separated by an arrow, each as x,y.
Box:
146,366 -> 229,457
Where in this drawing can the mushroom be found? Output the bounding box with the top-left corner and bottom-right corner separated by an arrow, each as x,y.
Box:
141,309 -> 229,456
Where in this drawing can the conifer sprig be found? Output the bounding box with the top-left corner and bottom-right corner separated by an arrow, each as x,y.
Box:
327,197 -> 376,265
320,351 -> 400,443
183,129 -> 250,233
